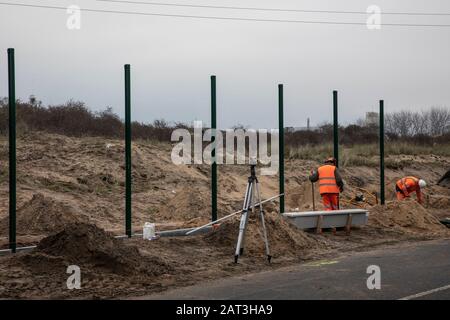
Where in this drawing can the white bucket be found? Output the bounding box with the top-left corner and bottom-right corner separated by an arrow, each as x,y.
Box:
143,222 -> 156,240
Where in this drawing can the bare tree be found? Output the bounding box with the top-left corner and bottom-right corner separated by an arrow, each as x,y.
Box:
428,107 -> 450,136
385,107 -> 450,136
410,111 -> 428,135
388,111 -> 413,136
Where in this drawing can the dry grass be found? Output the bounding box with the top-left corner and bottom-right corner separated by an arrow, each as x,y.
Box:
286,144 -> 334,161
287,142 -> 450,167
352,143 -> 450,157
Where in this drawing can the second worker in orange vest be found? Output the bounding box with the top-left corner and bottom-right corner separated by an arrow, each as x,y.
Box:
309,157 -> 344,211
395,176 -> 426,204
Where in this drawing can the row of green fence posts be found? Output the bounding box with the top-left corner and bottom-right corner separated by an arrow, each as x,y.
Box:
332,91 -> 386,205
4,48 -> 387,252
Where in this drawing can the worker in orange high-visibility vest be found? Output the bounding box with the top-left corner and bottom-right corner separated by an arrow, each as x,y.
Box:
309,157 -> 344,211
395,176 -> 426,204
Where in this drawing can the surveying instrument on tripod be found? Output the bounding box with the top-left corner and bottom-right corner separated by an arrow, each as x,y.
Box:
185,157 -> 282,263
234,157 -> 271,264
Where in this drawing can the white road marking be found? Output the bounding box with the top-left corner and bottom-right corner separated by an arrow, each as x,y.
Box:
399,284 -> 450,300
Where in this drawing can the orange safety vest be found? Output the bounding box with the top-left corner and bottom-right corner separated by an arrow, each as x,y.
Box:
318,165 -> 340,194
396,176 -> 419,195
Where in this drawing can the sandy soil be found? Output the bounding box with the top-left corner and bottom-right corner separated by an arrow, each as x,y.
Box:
0,133 -> 449,299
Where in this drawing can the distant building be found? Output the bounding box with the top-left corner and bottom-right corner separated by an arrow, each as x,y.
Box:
285,126 -> 319,132
286,118 -> 319,132
285,118 -> 319,132
365,112 -> 379,126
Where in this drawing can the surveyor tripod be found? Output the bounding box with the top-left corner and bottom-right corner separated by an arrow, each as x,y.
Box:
234,162 -> 271,264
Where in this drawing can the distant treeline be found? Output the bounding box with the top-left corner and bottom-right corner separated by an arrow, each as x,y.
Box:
0,97 -> 449,146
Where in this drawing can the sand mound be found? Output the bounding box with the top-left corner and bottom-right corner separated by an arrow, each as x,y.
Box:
428,195 -> 450,209
156,191 -> 210,221
0,194 -> 87,235
20,223 -> 172,276
368,199 -> 446,234
204,212 -> 327,257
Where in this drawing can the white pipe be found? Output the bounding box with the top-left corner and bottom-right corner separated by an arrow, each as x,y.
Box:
0,245 -> 37,255
186,193 -> 284,235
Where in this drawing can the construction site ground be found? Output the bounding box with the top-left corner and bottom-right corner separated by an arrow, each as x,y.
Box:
138,239 -> 450,300
0,133 -> 449,299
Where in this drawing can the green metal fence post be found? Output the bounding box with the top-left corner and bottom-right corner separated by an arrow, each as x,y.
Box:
333,90 -> 339,167
211,75 -> 217,222
278,84 -> 285,214
8,48 -> 16,253
124,64 -> 132,237
379,100 -> 385,205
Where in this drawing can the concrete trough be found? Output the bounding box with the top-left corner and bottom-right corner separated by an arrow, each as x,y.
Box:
282,209 -> 369,230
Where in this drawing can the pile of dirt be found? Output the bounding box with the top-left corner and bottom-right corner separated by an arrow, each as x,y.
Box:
156,191 -> 210,221
427,195 -> 450,209
203,212 -> 328,258
286,182 -> 322,211
368,199 -> 447,235
19,223 -> 172,277
0,194 -> 87,235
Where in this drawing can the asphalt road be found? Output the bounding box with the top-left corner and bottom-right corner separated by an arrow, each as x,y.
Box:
141,239 -> 450,300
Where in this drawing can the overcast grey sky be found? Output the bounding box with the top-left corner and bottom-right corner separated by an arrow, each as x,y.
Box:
1,0 -> 450,128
